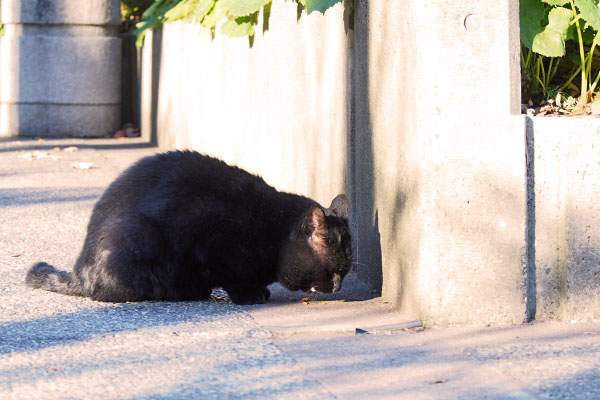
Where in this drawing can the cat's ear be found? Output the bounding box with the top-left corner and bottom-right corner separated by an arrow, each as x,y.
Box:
302,207 -> 326,237
327,194 -> 349,219
301,207 -> 328,257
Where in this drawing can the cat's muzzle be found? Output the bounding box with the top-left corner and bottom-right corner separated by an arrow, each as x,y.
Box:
301,273 -> 343,294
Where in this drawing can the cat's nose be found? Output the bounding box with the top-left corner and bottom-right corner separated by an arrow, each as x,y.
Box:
332,273 -> 342,293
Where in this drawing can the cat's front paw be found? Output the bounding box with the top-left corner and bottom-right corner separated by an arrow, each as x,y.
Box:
225,285 -> 269,305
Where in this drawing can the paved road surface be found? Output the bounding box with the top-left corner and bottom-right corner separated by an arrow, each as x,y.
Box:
1,138 -> 599,399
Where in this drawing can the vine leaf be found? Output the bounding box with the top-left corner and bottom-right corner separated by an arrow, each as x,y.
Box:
140,0 -> 175,20
219,0 -> 271,17
532,7 -> 573,57
305,0 -> 343,14
131,0 -> 346,45
574,0 -> 600,31
133,0 -> 179,46
202,4 -> 227,29
221,16 -> 255,37
542,0 -> 569,5
165,0 -> 214,23
520,0 -> 546,49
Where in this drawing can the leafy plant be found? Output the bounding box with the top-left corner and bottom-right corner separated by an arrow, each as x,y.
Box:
130,0 -> 345,46
521,0 -> 600,109
305,0 -> 342,13
122,0 -> 155,31
521,44 -> 561,96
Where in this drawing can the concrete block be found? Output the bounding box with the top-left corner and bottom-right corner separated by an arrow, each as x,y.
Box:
531,117 -> 600,322
0,34 -> 121,104
0,103 -> 120,137
0,0 -> 122,137
1,0 -> 121,26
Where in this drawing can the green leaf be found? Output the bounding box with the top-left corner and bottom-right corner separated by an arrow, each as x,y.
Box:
141,0 -> 164,19
202,5 -> 227,29
135,30 -> 147,47
133,15 -> 161,38
532,7 -> 573,56
188,0 -> 215,22
565,47 -> 583,65
566,21 -> 577,41
220,16 -> 255,37
164,0 -> 194,22
305,0 -> 343,14
542,0 -> 569,5
581,24 -> 597,44
165,0 -> 214,23
134,0 -> 178,33
520,0 -> 546,49
574,0 -> 600,31
219,0 -> 271,17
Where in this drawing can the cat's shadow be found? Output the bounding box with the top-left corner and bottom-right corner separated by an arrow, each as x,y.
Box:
3,272 -> 376,356
0,301 -> 231,356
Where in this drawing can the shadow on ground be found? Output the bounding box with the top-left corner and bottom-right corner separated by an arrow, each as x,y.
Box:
0,188 -> 103,208
0,301 -> 237,355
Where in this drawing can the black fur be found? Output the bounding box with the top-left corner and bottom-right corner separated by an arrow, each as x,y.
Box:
26,151 -> 353,305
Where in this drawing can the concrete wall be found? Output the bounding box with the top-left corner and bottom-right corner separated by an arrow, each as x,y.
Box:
0,0 -> 122,137
141,0 -> 531,325
531,117 -> 600,322
146,1 -> 350,208
1,0 -> 594,325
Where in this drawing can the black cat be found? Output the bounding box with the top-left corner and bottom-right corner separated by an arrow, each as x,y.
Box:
26,151 -> 353,305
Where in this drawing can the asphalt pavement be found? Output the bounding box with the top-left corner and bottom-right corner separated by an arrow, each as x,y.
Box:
1,137 -> 599,399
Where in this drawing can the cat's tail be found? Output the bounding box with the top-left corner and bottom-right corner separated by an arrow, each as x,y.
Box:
25,262 -> 85,297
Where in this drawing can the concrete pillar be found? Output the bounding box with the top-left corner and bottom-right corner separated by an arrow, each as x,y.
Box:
352,0 -> 527,325
0,0 -> 121,137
